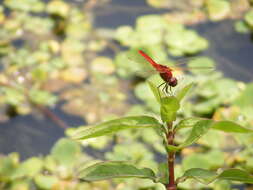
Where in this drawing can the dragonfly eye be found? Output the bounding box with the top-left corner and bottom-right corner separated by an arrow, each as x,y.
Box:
169,77 -> 177,87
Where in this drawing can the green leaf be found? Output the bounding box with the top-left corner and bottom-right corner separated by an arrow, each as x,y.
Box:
176,83 -> 194,102
34,174 -> 58,189
169,119 -> 247,152
157,163 -> 168,184
4,0 -> 45,12
206,0 -> 231,21
46,0 -> 70,18
245,10 -> 253,27
115,26 -> 137,47
78,161 -> 157,182
3,87 -> 25,106
179,120 -> 213,148
178,168 -> 253,185
44,156 -> 57,172
234,21 -> 250,33
175,119 -> 249,133
234,83 -> 253,108
174,117 -> 203,132
12,157 -> 43,178
147,81 -> 161,103
165,28 -> 208,56
0,153 -> 19,181
10,180 -> 30,190
179,168 -> 217,184
51,138 -> 81,167
217,169 -> 253,184
212,121 -> 253,133
160,96 -> 180,122
166,120 -> 213,152
182,150 -> 225,171
72,116 -> 162,140
29,89 -> 57,105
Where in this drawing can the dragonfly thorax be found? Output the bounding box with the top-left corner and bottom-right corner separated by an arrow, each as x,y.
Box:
159,72 -> 173,83
159,72 -> 177,87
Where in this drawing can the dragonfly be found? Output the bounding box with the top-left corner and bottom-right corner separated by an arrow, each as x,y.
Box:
136,50 -> 213,94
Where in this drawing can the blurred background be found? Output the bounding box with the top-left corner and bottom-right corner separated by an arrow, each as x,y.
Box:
0,0 -> 253,189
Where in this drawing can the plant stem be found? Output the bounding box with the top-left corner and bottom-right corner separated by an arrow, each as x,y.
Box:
167,122 -> 177,190
34,104 -> 68,129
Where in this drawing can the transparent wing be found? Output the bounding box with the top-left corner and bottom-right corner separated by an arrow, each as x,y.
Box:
169,66 -> 214,71
128,50 -> 215,76
170,56 -> 215,74
133,69 -> 159,76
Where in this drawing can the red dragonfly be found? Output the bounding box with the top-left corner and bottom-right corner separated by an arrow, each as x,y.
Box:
137,50 -> 213,94
138,50 -> 177,93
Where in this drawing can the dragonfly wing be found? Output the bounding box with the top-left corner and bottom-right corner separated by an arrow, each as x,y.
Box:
170,66 -> 215,71
171,56 -> 200,66
134,69 -> 160,76
172,56 -> 214,67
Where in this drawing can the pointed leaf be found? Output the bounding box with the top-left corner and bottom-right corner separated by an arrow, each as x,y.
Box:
166,120 -> 213,152
176,83 -> 194,102
147,80 -> 161,103
178,168 -> 253,185
175,119 -> 249,133
72,116 -> 162,140
179,168 -> 217,184
217,169 -> 253,184
160,96 -> 180,122
169,119 -> 248,152
79,161 -> 157,182
174,117 -> 204,132
179,120 -> 214,148
157,163 -> 169,184
212,121 -> 253,133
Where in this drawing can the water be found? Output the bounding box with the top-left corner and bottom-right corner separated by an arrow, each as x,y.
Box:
195,20 -> 253,82
0,106 -> 83,160
0,0 -> 253,160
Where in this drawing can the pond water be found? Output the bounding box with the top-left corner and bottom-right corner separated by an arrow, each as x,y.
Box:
0,0 -> 253,160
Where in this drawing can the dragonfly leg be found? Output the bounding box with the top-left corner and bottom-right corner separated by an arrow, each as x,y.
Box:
157,82 -> 166,89
157,82 -> 166,100
165,84 -> 173,96
162,83 -> 168,95
165,84 -> 169,94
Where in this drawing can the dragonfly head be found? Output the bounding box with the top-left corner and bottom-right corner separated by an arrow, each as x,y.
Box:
168,77 -> 177,87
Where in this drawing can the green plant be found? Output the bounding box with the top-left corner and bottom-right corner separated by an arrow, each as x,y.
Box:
72,81 -> 253,190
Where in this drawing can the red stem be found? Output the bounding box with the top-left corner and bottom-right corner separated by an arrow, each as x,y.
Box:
35,104 -> 68,129
167,122 -> 177,190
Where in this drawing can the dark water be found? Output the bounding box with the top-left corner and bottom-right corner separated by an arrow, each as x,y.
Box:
0,0 -> 253,160
0,106 -> 83,160
195,21 -> 253,82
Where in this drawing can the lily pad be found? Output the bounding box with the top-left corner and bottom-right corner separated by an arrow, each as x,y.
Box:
51,138 -> 81,167
206,0 -> 231,21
